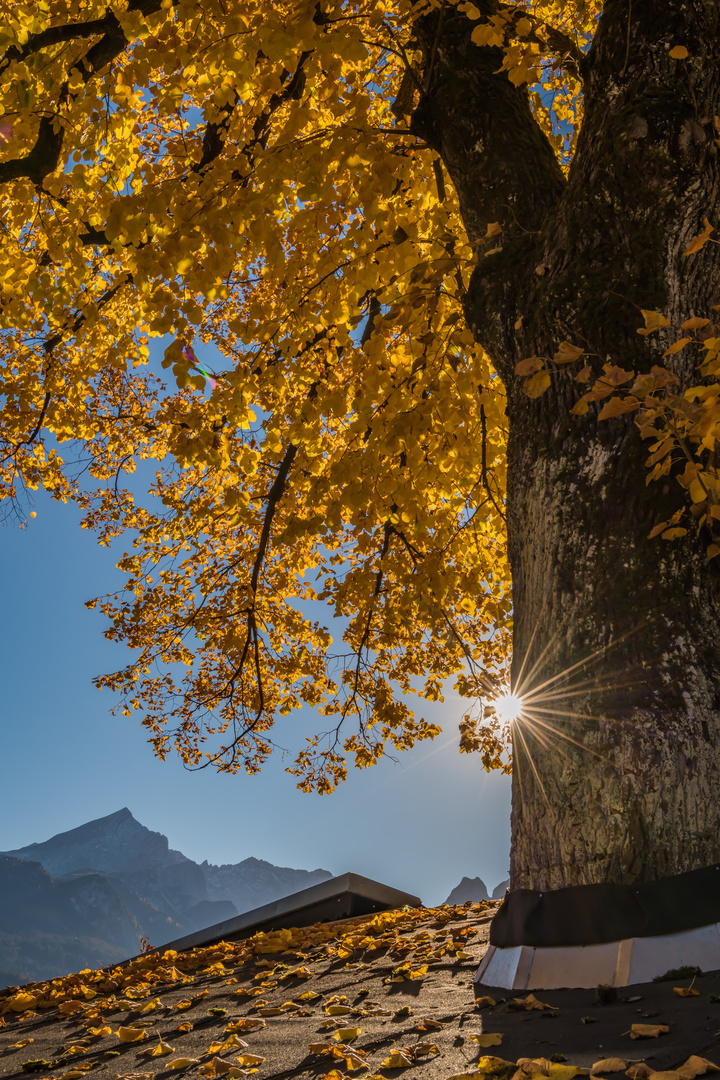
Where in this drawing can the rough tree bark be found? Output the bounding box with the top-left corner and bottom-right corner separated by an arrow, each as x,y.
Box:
412,0 -> 720,895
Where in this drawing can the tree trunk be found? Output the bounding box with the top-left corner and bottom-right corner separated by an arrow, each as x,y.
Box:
413,0 -> 720,897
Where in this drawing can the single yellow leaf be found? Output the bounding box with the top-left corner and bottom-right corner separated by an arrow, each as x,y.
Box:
637,309 -> 672,334
469,1033 -> 503,1046
325,1004 -> 355,1015
553,342 -> 584,364
663,337 -> 693,356
141,1040 -> 174,1057
590,1061 -> 627,1076
515,356 -> 543,377
116,1026 -> 150,1042
627,1023 -> 670,1038
681,317 -> 710,329
167,1058 -> 200,1070
523,370 -> 551,398
707,543 -> 720,560
669,45 -> 689,59
676,1055 -> 720,1078
661,527 -> 687,539
332,1026 -> 362,1042
673,986 -> 701,996
685,218 -> 715,255
381,1050 -> 414,1068
7,993 -> 37,1012
235,1055 -> 265,1066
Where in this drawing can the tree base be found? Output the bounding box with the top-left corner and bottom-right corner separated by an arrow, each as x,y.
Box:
474,921 -> 720,990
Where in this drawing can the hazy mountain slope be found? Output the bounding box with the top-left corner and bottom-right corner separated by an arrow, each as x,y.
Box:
0,810 -> 333,987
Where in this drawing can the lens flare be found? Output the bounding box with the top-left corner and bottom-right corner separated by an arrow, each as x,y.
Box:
494,693 -> 523,725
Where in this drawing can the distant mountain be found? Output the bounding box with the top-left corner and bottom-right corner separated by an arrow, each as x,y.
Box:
443,875 -> 510,905
1,809 -> 332,987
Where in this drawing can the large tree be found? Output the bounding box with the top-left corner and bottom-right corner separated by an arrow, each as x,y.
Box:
1,0 -> 718,904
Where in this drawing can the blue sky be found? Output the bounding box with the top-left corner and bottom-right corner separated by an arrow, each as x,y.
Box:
0,477 -> 511,908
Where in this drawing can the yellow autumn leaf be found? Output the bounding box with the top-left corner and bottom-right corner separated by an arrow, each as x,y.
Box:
553,341 -> 584,364
589,1059 -> 627,1075
235,1055 -> 265,1066
10,1038 -> 34,1048
381,1050 -> 414,1068
309,1042 -> 333,1054
167,1058 -> 201,1070
546,1065 -> 586,1080
208,1035 -> 249,1054
663,337 -> 693,356
88,1026 -> 112,1037
224,1018 -> 266,1032
627,1023 -> 670,1038
708,543 -> 720,560
669,45 -> 689,58
469,1033 -> 503,1046
684,218 -> 715,255
325,1004 -> 355,1014
523,370 -> 551,398
515,356 -> 543,377
332,1026 -> 362,1042
597,396 -> 641,420
141,1039 -> 174,1056
116,1026 -> 150,1042
178,1022 -> 193,1033
637,309 -> 672,334
676,1056 -> 720,1078
673,986 -> 700,996
475,996 -> 497,1008
6,992 -> 37,1012
681,317 -> 711,329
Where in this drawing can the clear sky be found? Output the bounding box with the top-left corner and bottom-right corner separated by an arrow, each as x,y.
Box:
0,475 -> 511,908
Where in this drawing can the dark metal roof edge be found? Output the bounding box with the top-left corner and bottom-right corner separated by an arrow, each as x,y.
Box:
141,872 -> 422,957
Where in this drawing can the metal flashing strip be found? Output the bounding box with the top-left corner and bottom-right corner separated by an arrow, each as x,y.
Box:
157,872 -> 422,955
475,921 -> 720,990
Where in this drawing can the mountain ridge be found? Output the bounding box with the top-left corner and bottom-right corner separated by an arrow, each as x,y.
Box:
0,809 -> 332,987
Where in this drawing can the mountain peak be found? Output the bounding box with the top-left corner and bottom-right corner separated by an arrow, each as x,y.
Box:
3,809 -> 188,877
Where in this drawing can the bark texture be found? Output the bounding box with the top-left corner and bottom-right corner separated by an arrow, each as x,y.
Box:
413,0 -> 720,891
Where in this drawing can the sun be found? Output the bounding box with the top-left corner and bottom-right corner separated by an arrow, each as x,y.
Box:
494,693 -> 524,725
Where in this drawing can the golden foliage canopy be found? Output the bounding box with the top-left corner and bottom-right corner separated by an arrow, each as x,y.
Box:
1,0 -> 715,789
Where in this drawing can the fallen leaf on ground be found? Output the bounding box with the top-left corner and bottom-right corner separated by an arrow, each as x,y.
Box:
116,1026 -> 149,1042
10,1038 -> 34,1048
332,1026 -> 362,1042
515,1059 -> 550,1076
416,1017 -> 444,1031
381,1050 -> 414,1068
626,1024 -> 669,1039
508,994 -> 558,1012
676,1057 -> 720,1079
475,996 -> 497,1009
235,1055 -> 265,1066
673,988 -> 700,997
590,1059 -> 627,1075
166,1059 -> 200,1070
625,1066 -> 653,1079
406,1042 -> 439,1058
208,1035 -> 250,1054
469,1033 -> 503,1047
141,1039 -> 174,1057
